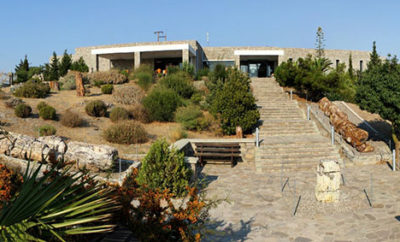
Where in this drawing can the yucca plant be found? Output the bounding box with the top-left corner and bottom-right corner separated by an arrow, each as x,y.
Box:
0,162 -> 119,241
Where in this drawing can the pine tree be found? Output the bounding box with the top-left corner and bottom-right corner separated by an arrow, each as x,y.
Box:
348,53 -> 354,80
210,68 -> 260,134
49,52 -> 59,81
43,63 -> 51,81
315,26 -> 325,58
70,57 -> 89,73
59,50 -> 72,77
367,41 -> 381,70
14,55 -> 30,83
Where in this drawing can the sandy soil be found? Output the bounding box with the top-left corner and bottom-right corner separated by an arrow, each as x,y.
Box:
0,83 -> 227,158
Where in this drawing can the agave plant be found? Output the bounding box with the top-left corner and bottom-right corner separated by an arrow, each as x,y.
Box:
0,162 -> 119,241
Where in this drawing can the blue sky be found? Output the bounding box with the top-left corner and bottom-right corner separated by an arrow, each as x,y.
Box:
1,0 -> 399,72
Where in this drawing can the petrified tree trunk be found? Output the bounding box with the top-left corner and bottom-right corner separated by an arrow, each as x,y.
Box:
0,130 -> 117,171
75,72 -> 85,96
49,81 -> 59,91
236,126 -> 243,138
0,132 -> 56,163
318,97 -> 373,153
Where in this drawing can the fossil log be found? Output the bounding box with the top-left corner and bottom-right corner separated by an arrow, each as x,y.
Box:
318,97 -> 373,152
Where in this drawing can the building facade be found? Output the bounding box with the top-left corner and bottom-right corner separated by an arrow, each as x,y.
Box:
72,40 -> 370,77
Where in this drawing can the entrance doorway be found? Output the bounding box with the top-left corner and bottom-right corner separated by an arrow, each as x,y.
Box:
154,57 -> 182,71
240,60 -> 276,77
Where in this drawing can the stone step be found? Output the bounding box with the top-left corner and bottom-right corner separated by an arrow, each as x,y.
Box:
260,110 -> 303,113
257,151 -> 340,160
258,146 -> 336,154
259,121 -> 315,127
259,125 -> 313,130
260,135 -> 331,146
255,154 -> 341,165
259,130 -> 318,136
256,163 -> 319,172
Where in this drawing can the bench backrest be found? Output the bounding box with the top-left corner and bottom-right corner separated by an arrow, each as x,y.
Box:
195,143 -> 240,154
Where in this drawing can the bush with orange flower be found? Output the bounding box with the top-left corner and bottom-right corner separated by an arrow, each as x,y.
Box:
0,164 -> 23,208
115,168 -> 215,242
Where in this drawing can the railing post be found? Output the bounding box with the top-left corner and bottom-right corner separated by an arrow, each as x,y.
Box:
290,90 -> 293,100
307,105 -> 310,120
393,149 -> 396,171
119,158 -> 122,182
256,128 -> 259,147
331,125 -> 334,145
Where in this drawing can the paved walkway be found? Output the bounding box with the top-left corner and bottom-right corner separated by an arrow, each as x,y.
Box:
203,162 -> 400,241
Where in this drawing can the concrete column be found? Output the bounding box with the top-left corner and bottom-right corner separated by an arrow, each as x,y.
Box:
182,49 -> 189,64
95,55 -> 99,72
234,55 -> 240,69
134,51 -> 141,69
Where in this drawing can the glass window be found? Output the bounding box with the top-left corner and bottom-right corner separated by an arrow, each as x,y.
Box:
206,61 -> 235,71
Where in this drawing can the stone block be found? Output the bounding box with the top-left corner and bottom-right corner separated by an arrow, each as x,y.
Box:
315,159 -> 341,203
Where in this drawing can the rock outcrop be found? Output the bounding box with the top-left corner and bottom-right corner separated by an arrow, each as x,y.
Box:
315,159 -> 341,203
0,131 -> 117,171
319,97 -> 373,152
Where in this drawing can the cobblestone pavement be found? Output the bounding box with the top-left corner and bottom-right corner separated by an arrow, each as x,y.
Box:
202,162 -> 400,241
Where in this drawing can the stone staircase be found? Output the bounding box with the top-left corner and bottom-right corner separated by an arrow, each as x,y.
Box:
251,78 -> 341,172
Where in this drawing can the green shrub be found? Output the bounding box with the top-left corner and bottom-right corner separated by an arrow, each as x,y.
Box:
159,71 -> 194,98
137,139 -> 191,197
142,88 -> 182,122
93,80 -> 105,88
128,104 -> 150,123
85,100 -> 107,117
110,107 -> 130,122
103,121 -> 148,144
36,101 -> 48,111
210,68 -> 260,135
166,65 -> 180,75
174,105 -> 203,130
13,80 -> 50,98
60,110 -> 83,127
135,72 -> 153,91
39,105 -> 57,120
38,125 -> 56,136
181,61 -> 194,76
59,72 -> 76,90
14,103 -> 32,118
101,84 -> 113,94
130,64 -> 153,79
190,92 -> 202,105
195,68 -> 209,80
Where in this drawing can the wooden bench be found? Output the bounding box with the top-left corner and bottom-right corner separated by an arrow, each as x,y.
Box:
194,142 -> 241,167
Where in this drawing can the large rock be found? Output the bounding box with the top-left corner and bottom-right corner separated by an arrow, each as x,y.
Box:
0,132 -> 55,163
64,141 -> 118,171
315,159 -> 341,203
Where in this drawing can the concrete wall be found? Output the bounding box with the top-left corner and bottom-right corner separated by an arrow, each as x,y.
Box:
72,40 -> 370,72
73,40 -> 200,72
202,46 -> 370,71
